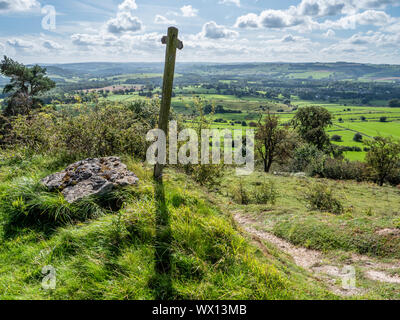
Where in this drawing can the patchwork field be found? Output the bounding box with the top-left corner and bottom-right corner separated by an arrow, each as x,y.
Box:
101,85 -> 400,162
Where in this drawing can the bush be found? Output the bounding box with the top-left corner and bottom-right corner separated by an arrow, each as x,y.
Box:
338,146 -> 362,152
8,100 -> 159,161
183,163 -> 225,187
231,180 -> 250,205
319,158 -> 369,182
232,179 -> 278,205
385,168 -> 400,186
353,133 -> 363,142
253,179 -> 278,205
291,143 -> 325,173
330,135 -> 342,142
304,184 -> 344,214
389,99 -> 400,108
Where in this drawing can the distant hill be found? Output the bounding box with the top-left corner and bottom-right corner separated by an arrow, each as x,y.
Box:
36,62 -> 400,83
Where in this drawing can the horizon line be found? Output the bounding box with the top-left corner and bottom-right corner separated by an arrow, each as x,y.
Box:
29,60 -> 400,66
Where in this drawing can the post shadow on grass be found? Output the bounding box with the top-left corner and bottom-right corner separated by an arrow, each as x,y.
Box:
149,179 -> 174,299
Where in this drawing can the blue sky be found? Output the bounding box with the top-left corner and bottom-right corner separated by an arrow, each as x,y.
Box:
0,0 -> 400,64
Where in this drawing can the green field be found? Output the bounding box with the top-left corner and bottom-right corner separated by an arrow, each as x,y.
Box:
102,86 -> 400,162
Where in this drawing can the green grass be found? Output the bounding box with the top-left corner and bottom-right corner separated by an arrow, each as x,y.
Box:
0,153 -> 337,300
288,71 -> 334,80
219,172 -> 400,259
340,121 -> 400,139
212,170 -> 400,299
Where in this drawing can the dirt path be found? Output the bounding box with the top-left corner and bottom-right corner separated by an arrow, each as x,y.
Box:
233,212 -> 400,296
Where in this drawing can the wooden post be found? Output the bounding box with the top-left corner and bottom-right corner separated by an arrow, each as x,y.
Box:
154,27 -> 183,180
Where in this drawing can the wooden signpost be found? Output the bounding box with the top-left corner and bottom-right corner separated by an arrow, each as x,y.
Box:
154,27 -> 183,180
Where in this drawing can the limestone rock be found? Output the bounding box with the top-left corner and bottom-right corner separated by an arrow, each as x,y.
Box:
41,157 -> 139,203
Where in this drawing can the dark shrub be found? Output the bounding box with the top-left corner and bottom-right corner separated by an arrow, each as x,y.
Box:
389,99 -> 400,108
353,133 -> 363,142
232,180 -> 250,205
291,143 -> 325,173
331,135 -> 342,142
253,179 -> 278,205
319,158 -> 369,182
386,168 -> 400,186
304,184 -> 344,215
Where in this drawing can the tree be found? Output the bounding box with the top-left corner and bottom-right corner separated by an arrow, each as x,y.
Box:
331,135 -> 342,142
0,56 -> 55,116
255,112 -> 292,173
353,132 -> 363,142
365,136 -> 400,186
389,99 -> 400,108
380,116 -> 387,122
203,105 -> 212,115
291,106 -> 332,150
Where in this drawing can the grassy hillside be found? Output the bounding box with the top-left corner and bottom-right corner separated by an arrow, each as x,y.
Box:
212,171 -> 400,299
0,154 -> 338,300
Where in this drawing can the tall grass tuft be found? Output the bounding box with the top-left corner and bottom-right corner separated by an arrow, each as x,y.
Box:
0,175 -> 136,233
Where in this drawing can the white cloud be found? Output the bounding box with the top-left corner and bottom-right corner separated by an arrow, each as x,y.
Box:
321,10 -> 393,29
43,40 -> 63,50
70,31 -> 165,58
345,31 -> 400,47
323,29 -> 336,37
118,0 -> 137,11
235,8 -> 305,29
219,0 -> 240,7
282,34 -> 296,42
235,13 -> 260,28
154,15 -> 176,25
71,33 -> 118,47
259,9 -> 304,28
385,21 -> 400,33
181,5 -> 198,17
71,34 -> 103,46
350,10 -> 392,25
201,21 -> 238,39
7,38 -> 34,49
235,1 -> 395,32
106,11 -> 143,34
356,0 -> 399,10
321,42 -> 364,54
103,0 -> 142,35
0,0 -> 39,13
298,0 -> 345,17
